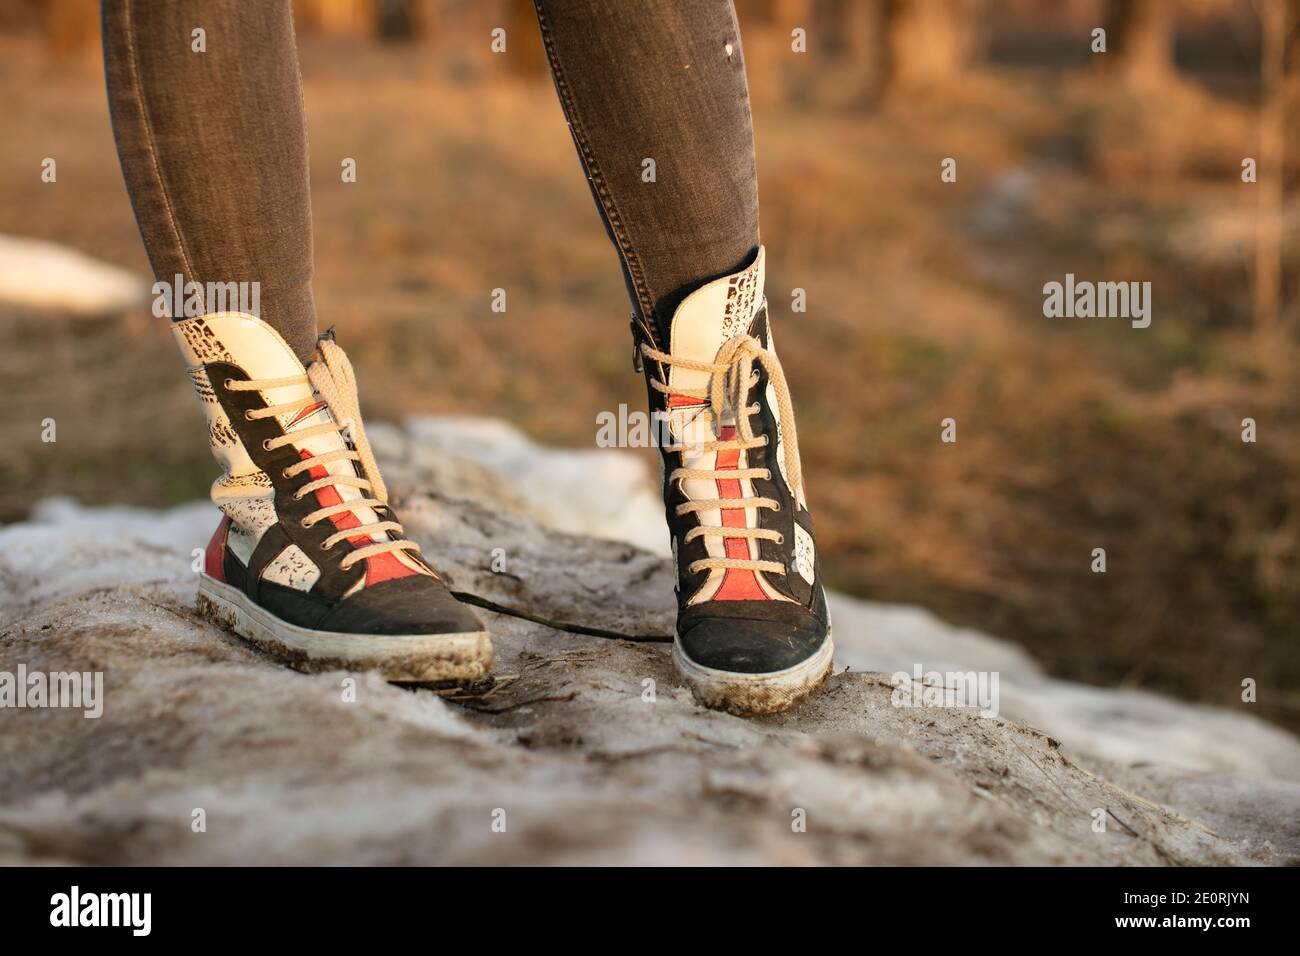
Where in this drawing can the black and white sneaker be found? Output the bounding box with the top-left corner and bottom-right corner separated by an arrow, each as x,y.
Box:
634,247 -> 833,715
174,311 -> 491,683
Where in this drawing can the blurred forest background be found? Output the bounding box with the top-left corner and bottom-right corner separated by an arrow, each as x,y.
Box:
2,0 -> 1299,729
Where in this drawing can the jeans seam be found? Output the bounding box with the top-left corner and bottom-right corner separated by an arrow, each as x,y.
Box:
532,1 -> 660,347
123,0 -> 200,296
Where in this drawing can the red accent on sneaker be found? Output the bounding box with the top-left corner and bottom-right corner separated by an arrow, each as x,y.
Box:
300,451 -> 417,586
286,400 -> 327,429
710,426 -> 768,601
205,515 -> 231,582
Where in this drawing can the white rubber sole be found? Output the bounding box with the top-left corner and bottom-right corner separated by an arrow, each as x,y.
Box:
196,573 -> 493,684
672,629 -> 834,716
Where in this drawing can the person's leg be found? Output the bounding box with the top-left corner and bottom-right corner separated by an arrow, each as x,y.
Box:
535,1 -> 832,715
101,0 -> 318,361
532,0 -> 759,345
100,0 -> 490,679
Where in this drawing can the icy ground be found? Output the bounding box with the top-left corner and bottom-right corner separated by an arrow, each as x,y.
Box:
1,417 -> 1297,864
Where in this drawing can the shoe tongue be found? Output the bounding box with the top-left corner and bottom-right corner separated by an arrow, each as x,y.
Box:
172,312 -> 338,438
666,247 -> 765,399
173,312 -> 382,533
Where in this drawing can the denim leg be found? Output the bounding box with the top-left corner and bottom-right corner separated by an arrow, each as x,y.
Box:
101,0 -> 318,361
533,0 -> 761,345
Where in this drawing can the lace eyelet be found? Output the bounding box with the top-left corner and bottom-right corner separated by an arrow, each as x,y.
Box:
261,439 -> 273,451
300,518 -> 313,529
282,468 -> 293,479
223,378 -> 235,390
244,410 -> 254,421
761,436 -> 771,447
775,534 -> 785,545
772,502 -> 782,513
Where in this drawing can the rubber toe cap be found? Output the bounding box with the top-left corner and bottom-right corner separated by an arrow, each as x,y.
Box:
677,602 -> 828,674
317,575 -> 485,637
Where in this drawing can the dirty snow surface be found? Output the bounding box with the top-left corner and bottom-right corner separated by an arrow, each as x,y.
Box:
1,417 -> 1296,865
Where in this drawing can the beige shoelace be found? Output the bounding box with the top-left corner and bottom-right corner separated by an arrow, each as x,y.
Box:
226,338 -> 421,572
641,334 -> 804,577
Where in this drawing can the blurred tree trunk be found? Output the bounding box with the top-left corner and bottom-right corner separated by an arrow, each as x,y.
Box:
809,0 -> 890,100
413,0 -> 442,47
1253,0 -> 1297,331
295,0 -> 372,37
1103,0 -> 1176,86
810,0 -> 985,101
811,0 -> 853,59
880,0 -> 981,92
375,0 -> 416,41
775,0 -> 811,25
41,0 -> 99,57
506,0 -> 546,78
739,0 -> 780,25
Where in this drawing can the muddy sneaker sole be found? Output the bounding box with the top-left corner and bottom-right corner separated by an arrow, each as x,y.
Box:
197,574 -> 493,683
672,631 -> 834,716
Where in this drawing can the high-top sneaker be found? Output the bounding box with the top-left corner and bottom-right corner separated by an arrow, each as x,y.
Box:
174,311 -> 491,683
634,247 -> 833,715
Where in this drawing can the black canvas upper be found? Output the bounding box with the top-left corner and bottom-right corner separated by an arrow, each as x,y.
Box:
206,361 -> 482,637
633,306 -> 831,675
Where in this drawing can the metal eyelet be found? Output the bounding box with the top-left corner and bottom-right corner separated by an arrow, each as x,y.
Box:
763,470 -> 772,481
775,534 -> 785,545
223,378 -> 235,390
300,518 -> 312,529
322,541 -> 334,551
244,410 -> 255,421
771,502 -> 782,513
261,439 -> 273,451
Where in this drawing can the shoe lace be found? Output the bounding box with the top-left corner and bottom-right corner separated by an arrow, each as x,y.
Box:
640,333 -> 803,576
226,338 -> 421,572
